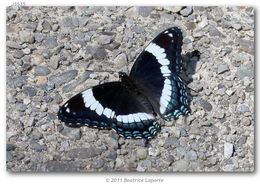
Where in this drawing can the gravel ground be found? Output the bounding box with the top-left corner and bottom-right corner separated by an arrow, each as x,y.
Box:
6,6 -> 254,172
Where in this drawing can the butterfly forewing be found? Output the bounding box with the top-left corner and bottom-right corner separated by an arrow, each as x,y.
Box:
130,27 -> 190,120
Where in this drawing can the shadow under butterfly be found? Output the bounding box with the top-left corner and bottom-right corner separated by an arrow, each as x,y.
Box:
58,27 -> 200,139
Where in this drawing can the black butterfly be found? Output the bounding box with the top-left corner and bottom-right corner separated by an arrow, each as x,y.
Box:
58,27 -> 190,139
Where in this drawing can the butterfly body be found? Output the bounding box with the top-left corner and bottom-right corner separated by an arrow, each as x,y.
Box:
58,27 -> 190,139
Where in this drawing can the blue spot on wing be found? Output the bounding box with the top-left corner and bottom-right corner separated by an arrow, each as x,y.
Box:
162,75 -> 190,121
111,119 -> 161,139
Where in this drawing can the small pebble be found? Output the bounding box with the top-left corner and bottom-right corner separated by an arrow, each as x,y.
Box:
67,147 -> 103,159
27,117 -> 35,127
34,66 -> 51,76
148,147 -> 160,157
92,159 -> 105,169
217,63 -> 230,74
225,89 -> 234,96
42,20 -> 52,32
180,6 -> 193,17
97,35 -> 113,45
6,41 -> 23,49
19,30 -> 35,43
93,47 -> 107,60
30,141 -> 46,152
138,7 -> 154,17
213,111 -> 225,119
16,103 -> 27,112
231,22 -> 242,30
23,98 -> 31,105
23,86 -> 37,97
132,25 -> 145,34
185,150 -> 198,161
200,99 -> 213,112
49,70 -> 78,87
224,142 -> 234,159
230,94 -> 239,104
241,117 -> 251,126
6,144 -> 16,151
52,24 -> 59,31
34,33 -> 44,42
172,160 -> 189,171
104,137 -> 118,149
114,53 -> 128,68
13,50 -> 24,59
49,55 -> 60,69
60,127 -> 81,140
22,48 -> 31,55
44,36 -> 58,49
237,104 -> 250,113
136,148 -> 148,160
89,73 -> 97,79
36,76 -> 48,85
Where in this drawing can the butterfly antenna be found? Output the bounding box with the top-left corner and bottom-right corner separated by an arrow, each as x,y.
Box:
188,86 -> 199,93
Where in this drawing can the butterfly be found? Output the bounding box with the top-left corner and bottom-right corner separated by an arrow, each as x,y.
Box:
58,27 -> 190,139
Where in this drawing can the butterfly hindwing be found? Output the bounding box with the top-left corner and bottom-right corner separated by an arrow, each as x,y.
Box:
111,112 -> 161,139
130,27 -> 189,120
58,82 -> 161,139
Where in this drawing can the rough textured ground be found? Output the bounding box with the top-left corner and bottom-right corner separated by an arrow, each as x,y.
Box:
6,6 -> 254,172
